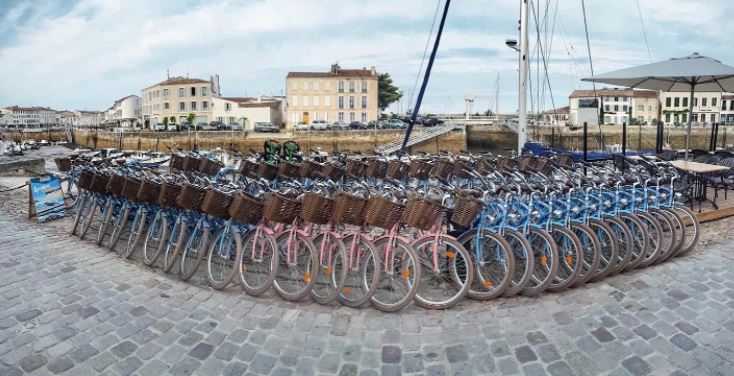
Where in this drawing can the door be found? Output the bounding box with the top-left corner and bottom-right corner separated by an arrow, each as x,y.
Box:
303,112 -> 310,124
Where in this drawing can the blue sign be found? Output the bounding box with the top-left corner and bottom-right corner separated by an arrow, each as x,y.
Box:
29,175 -> 66,222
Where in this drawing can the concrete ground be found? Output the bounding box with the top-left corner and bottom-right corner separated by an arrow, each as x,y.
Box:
1,170 -> 734,375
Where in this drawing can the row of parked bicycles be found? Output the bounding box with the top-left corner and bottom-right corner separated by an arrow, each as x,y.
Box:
56,148 -> 700,312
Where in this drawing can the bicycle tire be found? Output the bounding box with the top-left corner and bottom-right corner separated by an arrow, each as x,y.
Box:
310,233 -> 348,305
78,198 -> 99,240
522,227 -> 559,296
273,231 -> 318,301
207,227 -> 238,290
162,215 -> 186,273
502,229 -> 535,297
655,208 -> 684,263
547,224 -> 583,293
124,209 -> 147,259
108,204 -> 131,251
236,229 -> 278,296
96,200 -> 115,246
588,219 -> 619,282
143,212 -> 168,266
670,205 -> 700,257
570,222 -> 602,287
456,230 -> 514,301
636,212 -> 664,268
370,236 -> 421,312
338,234 -> 381,308
179,219 -> 209,281
70,191 -> 88,236
413,236 -> 473,310
605,216 -> 634,274
621,213 -> 649,272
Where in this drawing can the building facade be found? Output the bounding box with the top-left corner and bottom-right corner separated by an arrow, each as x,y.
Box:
720,94 -> 734,125
212,96 -> 283,130
541,106 -> 570,126
569,88 -> 658,126
285,64 -> 379,128
660,92 -> 721,126
103,95 -> 142,129
141,75 -> 221,127
0,106 -> 58,129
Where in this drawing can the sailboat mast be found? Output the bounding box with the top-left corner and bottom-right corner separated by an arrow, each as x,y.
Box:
518,0 -> 529,153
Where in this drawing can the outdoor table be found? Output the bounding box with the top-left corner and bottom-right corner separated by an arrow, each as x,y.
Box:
670,160 -> 730,212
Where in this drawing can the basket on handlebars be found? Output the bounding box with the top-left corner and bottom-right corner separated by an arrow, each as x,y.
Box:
474,157 -> 492,174
55,158 -> 72,172
518,155 -> 535,173
450,196 -> 484,228
554,154 -> 572,168
402,197 -> 445,231
278,162 -> 301,179
533,158 -> 552,176
89,172 -> 110,194
299,160 -> 322,179
121,176 -> 143,202
331,192 -> 368,226
366,160 -> 387,179
200,188 -> 233,219
386,160 -> 409,180
78,170 -> 94,191
169,154 -> 185,170
228,191 -> 264,224
495,157 -> 518,173
198,158 -> 224,176
137,178 -> 162,204
106,173 -> 125,196
429,160 -> 453,182
263,193 -> 302,224
182,155 -> 202,172
157,181 -> 182,208
299,192 -> 334,225
453,159 -> 474,178
176,183 -> 207,211
346,160 -> 367,179
408,160 -> 432,180
321,163 -> 346,181
239,160 -> 258,177
255,162 -> 278,180
363,195 -> 405,230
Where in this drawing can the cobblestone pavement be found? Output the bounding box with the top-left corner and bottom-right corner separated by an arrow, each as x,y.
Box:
1,182 -> 734,375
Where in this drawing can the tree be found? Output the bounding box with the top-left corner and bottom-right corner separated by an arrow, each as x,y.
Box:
378,73 -> 402,111
169,116 -> 176,124
186,113 -> 196,124
162,117 -> 169,126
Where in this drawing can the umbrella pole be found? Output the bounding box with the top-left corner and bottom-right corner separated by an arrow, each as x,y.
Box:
685,80 -> 695,159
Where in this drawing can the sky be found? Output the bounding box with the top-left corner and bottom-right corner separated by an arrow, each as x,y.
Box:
1,0 -> 733,115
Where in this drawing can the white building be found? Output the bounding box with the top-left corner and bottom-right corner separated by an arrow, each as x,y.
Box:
661,92 -> 721,126
569,88 -> 658,126
0,106 -> 58,129
721,94 -> 734,125
541,106 -> 570,126
103,95 -> 142,129
212,96 -> 284,129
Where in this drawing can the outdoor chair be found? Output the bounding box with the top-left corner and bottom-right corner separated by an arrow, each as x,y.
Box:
709,157 -> 734,201
656,150 -> 678,161
690,149 -> 711,160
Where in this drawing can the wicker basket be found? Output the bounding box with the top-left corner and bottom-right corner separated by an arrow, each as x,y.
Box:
106,173 -> 125,196
300,192 -> 334,225
452,160 -> 474,178
402,198 -> 445,231
89,173 -> 110,194
228,192 -> 264,224
169,154 -> 186,170
201,188 -> 233,219
366,160 -> 387,179
177,183 -> 207,211
299,160 -> 322,179
496,157 -> 518,172
450,196 -> 484,228
474,158 -> 493,174
157,181 -> 182,208
55,158 -> 72,172
386,160 -> 409,180
78,170 -> 94,191
137,179 -> 162,204
363,195 -> 404,230
554,154 -> 572,168
346,161 -> 367,179
198,158 -> 224,176
278,162 -> 301,179
429,160 -> 453,182
331,192 -> 369,226
518,156 -> 535,173
255,163 -> 278,180
321,163 -> 346,181
182,155 -> 202,172
263,193 -> 302,224
533,158 -> 552,176
121,177 -> 143,201
408,160 -> 432,180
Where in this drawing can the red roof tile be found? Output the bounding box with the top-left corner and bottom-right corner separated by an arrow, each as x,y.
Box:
569,88 -> 657,99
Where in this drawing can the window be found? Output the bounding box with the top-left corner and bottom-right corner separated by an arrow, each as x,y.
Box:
701,114 -> 706,122
314,81 -> 320,90
291,113 -> 297,124
614,97 -> 619,102
338,81 -> 345,92
217,117 -> 224,122
190,87 -> 196,96
674,114 -> 679,123
338,96 -> 344,109
323,112 -> 328,122
156,90 -> 160,97
604,105 -> 610,111
693,98 -> 698,106
665,97 -> 671,107
325,81 -> 330,90
622,105 -> 628,112
711,114 -> 716,122
349,96 -> 355,109
313,96 -> 319,106
723,100 -> 727,110
163,89 -> 169,96
225,103 -> 231,111
665,113 -> 671,122
303,96 -> 309,106
179,102 -> 185,111
202,101 -> 208,109
302,81 -> 309,90
349,81 -> 355,93
338,112 -> 344,122
191,101 -> 197,110
164,102 -> 170,110
622,97 -> 627,102
292,96 -> 299,106
614,105 -> 619,112
674,97 -> 680,107
361,112 -> 367,123
691,114 -> 698,122
682,113 -> 688,123
682,97 -> 688,107
712,98 -> 718,107
702,98 -> 707,107
648,106 -> 652,112
636,105 -> 644,112
229,117 -> 235,123
349,112 -> 355,122
179,88 -> 185,97
361,81 -> 367,93
730,101 -> 734,111
290,81 -> 297,90
202,87 -> 208,96
361,96 -> 367,109
325,96 -> 331,106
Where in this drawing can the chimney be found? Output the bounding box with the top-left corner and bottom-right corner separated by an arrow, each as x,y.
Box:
210,74 -> 221,97
330,63 -> 340,74
370,66 -> 376,75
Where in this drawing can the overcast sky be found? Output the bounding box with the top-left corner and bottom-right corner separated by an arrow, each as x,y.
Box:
1,0 -> 732,114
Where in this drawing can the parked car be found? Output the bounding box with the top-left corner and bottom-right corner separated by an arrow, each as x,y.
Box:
179,121 -> 192,130
349,121 -> 367,130
387,119 -> 406,129
423,117 -> 444,127
198,122 -> 216,131
227,123 -> 244,131
167,123 -> 178,131
331,121 -> 348,130
154,123 -> 166,131
37,139 -> 51,146
254,122 -> 280,133
210,120 -> 226,130
312,120 -> 330,131
295,122 -> 309,131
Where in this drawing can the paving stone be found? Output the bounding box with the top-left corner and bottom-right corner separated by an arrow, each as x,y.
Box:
621,355 -> 651,376
113,356 -> 143,376
318,353 -> 341,373
537,344 -> 561,363
0,366 -> 22,376
445,344 -> 468,363
47,356 -> 74,374
497,356 -> 520,375
15,309 -> 42,322
110,340 -> 138,358
250,353 -> 276,374
546,360 -> 574,376
69,344 -> 99,362
576,336 -> 601,353
188,342 -> 214,360
633,324 -> 657,340
89,352 -> 116,372
213,341 -> 239,361
19,353 -> 47,372
523,362 -> 549,376
168,357 -> 200,376
339,363 -> 359,376
222,361 -> 248,376
515,345 -> 538,363
675,321 -> 700,335
591,327 -> 616,343
670,333 -> 697,351
527,331 -> 548,345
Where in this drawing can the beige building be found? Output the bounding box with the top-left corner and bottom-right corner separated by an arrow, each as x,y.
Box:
661,92 -> 722,126
141,75 -> 221,127
103,95 -> 142,129
212,96 -> 284,130
541,106 -> 570,126
285,64 -> 379,128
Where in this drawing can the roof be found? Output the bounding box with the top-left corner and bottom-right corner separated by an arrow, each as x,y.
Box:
144,76 -> 209,90
569,88 -> 658,99
287,64 -> 377,79
220,97 -> 256,103
722,95 -> 734,100
542,106 -> 570,115
3,105 -> 56,112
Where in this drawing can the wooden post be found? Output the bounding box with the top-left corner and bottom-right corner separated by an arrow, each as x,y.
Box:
583,122 -> 588,161
622,122 -> 627,155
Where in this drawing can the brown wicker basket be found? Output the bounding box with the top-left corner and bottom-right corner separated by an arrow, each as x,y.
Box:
408,160 -> 432,180
366,160 -> 387,179
157,181 -> 182,208
518,156 -> 535,173
121,177 -> 143,201
496,157 -> 518,173
78,170 -> 94,191
300,192 -> 334,225
331,192 -> 369,226
402,198 -> 445,231
198,158 -> 224,176
299,160 -> 322,179
239,160 -> 258,177
386,160 -> 409,180
533,158 -> 552,176
182,155 -> 202,172
450,196 -> 484,228
55,158 -> 72,172
429,160 -> 453,182
169,154 -> 186,170
452,160 -> 474,178
106,173 -> 125,196
89,173 -> 110,194
177,183 -> 207,211
474,158 -> 493,174
278,162 -> 301,179
346,161 -> 367,179
200,188 -> 233,219
263,193 -> 302,224
137,179 -> 162,204
554,155 -> 572,168
363,195 -> 404,229
321,163 -> 346,181
255,163 -> 278,180
228,192 -> 264,224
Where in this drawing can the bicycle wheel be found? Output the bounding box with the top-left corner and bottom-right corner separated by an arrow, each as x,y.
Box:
179,219 -> 209,281
70,191 -> 88,236
501,229 -> 534,297
457,230 -> 514,301
605,216 -> 633,274
207,227 -> 238,290
143,212 -> 168,266
654,208 -> 683,263
162,214 -> 186,273
310,233 -> 348,305
123,209 -> 147,259
570,222 -> 601,287
670,205 -> 700,257
412,236 -> 473,310
108,203 -> 131,251
96,200 -> 115,246
273,231 -> 318,301
78,198 -> 99,240
370,236 -> 420,312
588,219 -> 618,282
236,228 -> 278,296
547,225 -> 583,293
621,213 -> 649,271
338,234 -> 381,308
522,227 -> 559,296
636,212 -> 664,268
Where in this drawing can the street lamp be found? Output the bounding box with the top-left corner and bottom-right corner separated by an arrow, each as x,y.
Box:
505,39 -> 519,52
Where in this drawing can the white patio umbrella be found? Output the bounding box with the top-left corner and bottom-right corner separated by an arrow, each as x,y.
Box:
582,53 -> 734,158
